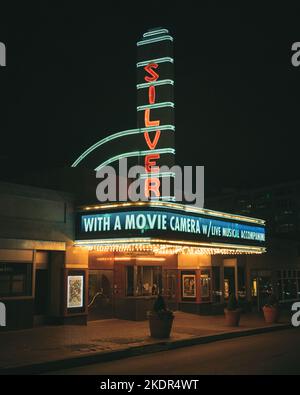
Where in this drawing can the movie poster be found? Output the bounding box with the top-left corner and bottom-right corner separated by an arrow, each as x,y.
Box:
182,274 -> 196,298
67,275 -> 84,308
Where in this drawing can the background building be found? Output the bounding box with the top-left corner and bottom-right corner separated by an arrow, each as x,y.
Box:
206,180 -> 300,307
0,181 -> 75,329
206,180 -> 300,241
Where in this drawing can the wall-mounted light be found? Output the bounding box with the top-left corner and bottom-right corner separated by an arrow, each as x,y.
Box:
96,258 -> 114,262
136,257 -> 166,262
114,257 -> 132,261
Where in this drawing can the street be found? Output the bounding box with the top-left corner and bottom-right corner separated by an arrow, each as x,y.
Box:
48,328 -> 300,375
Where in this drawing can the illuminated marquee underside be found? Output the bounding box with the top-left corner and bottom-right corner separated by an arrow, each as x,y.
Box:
74,238 -> 265,255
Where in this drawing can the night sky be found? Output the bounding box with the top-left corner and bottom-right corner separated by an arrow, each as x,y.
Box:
1,2 -> 299,192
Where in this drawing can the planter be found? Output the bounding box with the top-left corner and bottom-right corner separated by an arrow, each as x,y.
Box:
263,306 -> 279,323
148,313 -> 174,338
224,308 -> 241,326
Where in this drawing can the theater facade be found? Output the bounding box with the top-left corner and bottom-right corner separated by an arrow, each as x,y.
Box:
73,200 -> 266,322
65,28 -> 267,323
2,177 -> 300,330
1,28 -> 298,330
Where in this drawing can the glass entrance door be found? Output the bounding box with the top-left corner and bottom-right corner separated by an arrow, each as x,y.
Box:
164,269 -> 177,310
88,270 -> 113,320
34,269 -> 48,316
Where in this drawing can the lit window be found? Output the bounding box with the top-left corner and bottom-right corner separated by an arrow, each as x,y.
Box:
126,265 -> 162,297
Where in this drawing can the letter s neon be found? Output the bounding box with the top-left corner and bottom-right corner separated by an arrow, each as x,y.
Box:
144,63 -> 159,82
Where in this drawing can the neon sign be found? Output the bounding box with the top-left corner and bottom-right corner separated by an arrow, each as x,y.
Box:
137,29 -> 176,201
71,28 -> 176,188
143,62 -> 162,198
77,209 -> 266,246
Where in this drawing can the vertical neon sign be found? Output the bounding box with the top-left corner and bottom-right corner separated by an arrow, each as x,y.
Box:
144,63 -> 161,197
137,28 -> 175,200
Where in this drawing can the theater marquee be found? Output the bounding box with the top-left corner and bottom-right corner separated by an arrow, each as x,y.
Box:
75,202 -> 266,254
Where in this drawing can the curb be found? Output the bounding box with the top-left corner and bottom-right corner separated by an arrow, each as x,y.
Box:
0,323 -> 292,375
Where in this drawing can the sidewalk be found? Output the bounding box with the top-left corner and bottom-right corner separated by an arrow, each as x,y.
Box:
0,311 -> 291,374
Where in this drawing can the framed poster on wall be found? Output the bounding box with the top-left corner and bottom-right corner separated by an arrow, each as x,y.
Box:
182,273 -> 196,299
67,275 -> 84,308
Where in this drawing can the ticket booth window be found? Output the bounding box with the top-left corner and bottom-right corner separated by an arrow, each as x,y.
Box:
126,266 -> 162,297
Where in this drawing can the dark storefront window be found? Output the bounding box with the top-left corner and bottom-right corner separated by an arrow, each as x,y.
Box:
0,263 -> 32,297
251,270 -> 273,309
212,266 -> 221,303
277,270 -> 300,301
126,266 -> 162,296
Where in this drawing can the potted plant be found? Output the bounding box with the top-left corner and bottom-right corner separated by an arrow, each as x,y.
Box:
148,294 -> 174,338
224,293 -> 241,326
262,293 -> 279,323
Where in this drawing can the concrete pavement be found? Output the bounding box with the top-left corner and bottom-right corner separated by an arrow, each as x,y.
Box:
49,329 -> 300,375
0,311 -> 292,374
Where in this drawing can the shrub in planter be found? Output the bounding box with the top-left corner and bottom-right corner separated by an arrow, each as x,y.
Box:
148,295 -> 174,339
224,293 -> 241,326
262,294 -> 279,323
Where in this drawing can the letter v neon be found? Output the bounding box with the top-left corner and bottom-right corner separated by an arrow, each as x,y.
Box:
144,130 -> 161,150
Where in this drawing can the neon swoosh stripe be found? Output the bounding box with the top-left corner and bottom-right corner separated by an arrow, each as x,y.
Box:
71,125 -> 175,167
137,79 -> 174,89
137,102 -> 174,111
136,57 -> 173,67
94,148 -> 175,171
137,35 -> 173,46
